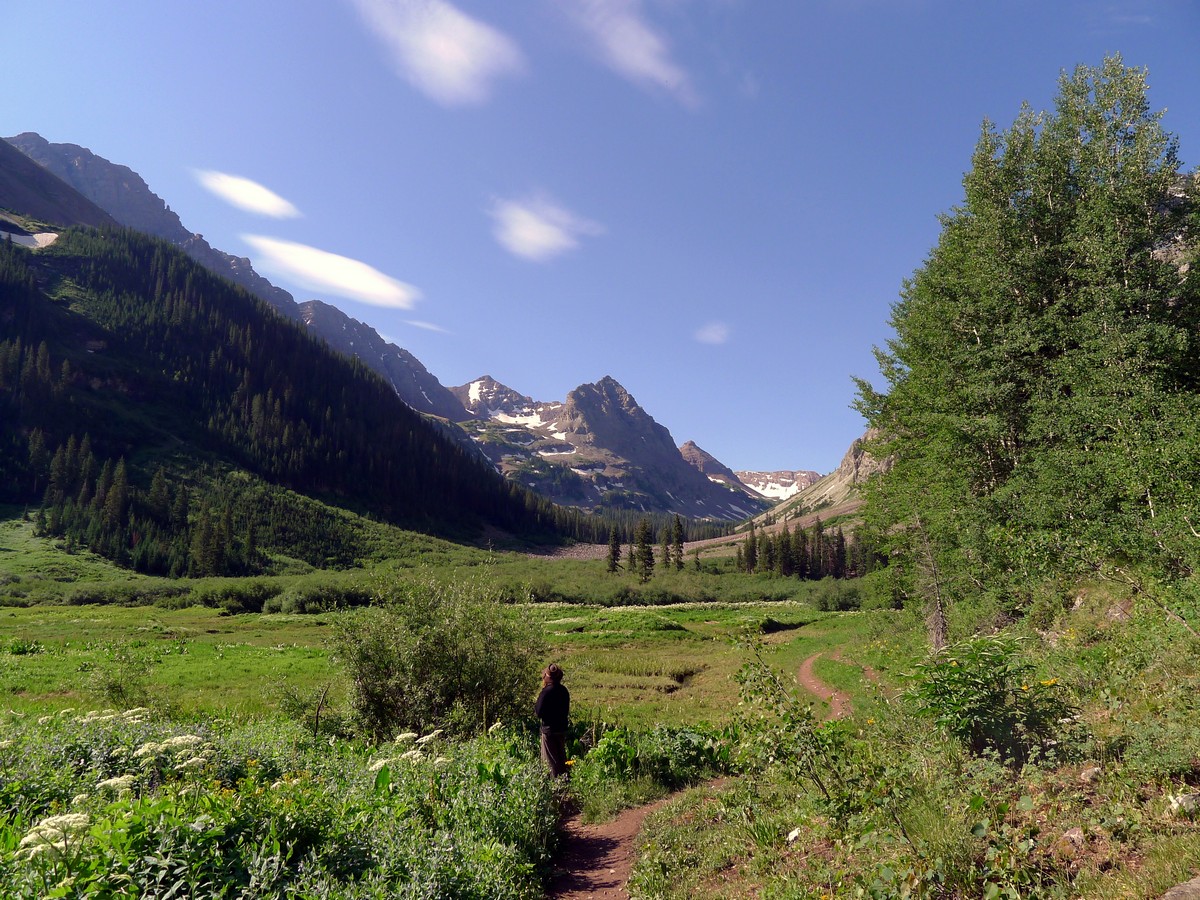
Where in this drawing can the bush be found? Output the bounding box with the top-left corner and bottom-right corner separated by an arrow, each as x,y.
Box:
909,635 -> 1076,765
333,572 -> 544,740
810,577 -> 862,612
193,579 -> 282,614
264,581 -> 373,614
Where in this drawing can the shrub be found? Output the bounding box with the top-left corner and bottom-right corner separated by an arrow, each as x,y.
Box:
909,635 -> 1075,765
194,580 -> 282,614
333,572 -> 544,740
264,580 -> 374,614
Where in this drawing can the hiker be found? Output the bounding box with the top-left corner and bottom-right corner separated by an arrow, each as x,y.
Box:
535,663 -> 570,777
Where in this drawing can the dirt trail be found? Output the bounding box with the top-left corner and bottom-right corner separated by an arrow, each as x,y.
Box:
547,780 -> 727,900
796,651 -> 853,719
547,797 -> 672,899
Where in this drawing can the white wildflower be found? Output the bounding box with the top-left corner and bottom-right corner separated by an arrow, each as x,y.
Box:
394,732 -> 419,744
19,813 -> 90,857
134,742 -> 162,758
37,715 -> 53,725
174,756 -> 209,772
434,756 -> 452,767
96,775 -> 135,793
0,740 -> 13,749
58,708 -> 76,717
368,757 -> 396,773
161,734 -> 204,750
488,721 -> 503,733
71,794 -> 90,807
416,729 -> 443,745
400,748 -> 425,763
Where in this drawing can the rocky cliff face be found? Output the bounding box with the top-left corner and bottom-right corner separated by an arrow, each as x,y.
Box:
457,375 -> 769,520
451,376 -> 557,420
767,428 -> 887,520
4,132 -> 470,422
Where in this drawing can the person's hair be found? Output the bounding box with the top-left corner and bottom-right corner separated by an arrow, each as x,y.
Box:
544,663 -> 564,684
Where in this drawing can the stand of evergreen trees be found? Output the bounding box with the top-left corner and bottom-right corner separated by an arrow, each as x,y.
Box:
732,519 -> 883,580
1,232 -> 733,573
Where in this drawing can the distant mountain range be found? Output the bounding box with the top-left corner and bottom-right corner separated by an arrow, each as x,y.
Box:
2,131 -> 826,521
452,375 -> 770,519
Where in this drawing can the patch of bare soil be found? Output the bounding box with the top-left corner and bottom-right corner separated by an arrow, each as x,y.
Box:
525,543 -> 609,561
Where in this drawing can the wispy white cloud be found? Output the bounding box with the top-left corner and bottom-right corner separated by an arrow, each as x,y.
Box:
242,235 -> 420,309
694,321 -> 730,345
194,170 -> 301,218
489,194 -> 603,262
405,319 -> 449,332
564,0 -> 697,106
347,0 -> 524,105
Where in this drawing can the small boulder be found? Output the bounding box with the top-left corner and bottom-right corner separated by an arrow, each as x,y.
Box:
1162,875 -> 1200,900
1168,793 -> 1199,818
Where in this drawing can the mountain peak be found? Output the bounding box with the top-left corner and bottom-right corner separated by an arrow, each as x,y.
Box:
452,376 -> 538,417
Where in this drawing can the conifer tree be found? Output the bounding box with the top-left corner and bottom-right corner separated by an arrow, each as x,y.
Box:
856,56 -> 1200,629
634,518 -> 655,584
607,525 -> 621,574
671,514 -> 685,571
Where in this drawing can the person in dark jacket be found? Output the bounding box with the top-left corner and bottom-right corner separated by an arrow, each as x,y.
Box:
534,663 -> 570,777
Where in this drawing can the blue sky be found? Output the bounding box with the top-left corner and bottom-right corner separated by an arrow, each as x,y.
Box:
5,2 -> 1200,473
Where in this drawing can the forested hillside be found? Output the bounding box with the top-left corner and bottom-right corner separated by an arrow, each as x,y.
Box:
855,57 -> 1200,641
1,227 -> 578,573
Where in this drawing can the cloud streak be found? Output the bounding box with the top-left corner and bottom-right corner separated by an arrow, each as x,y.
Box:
242,235 -> 420,308
194,170 -> 301,218
489,194 -> 603,262
564,0 -> 697,106
348,0 -> 524,105
405,319 -> 449,333
694,321 -> 730,345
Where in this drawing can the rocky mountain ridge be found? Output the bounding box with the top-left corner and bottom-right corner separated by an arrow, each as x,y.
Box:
299,300 -> 470,422
678,441 -> 760,495
735,469 -> 822,501
0,137 -> 117,230
456,376 -> 771,520
753,428 -> 888,529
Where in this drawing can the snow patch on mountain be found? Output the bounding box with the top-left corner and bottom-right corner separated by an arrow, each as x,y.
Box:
5,231 -> 58,249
